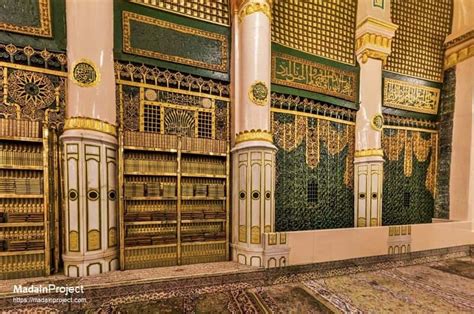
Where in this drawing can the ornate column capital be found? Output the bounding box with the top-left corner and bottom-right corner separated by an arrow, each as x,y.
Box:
444,31 -> 474,69
355,17 -> 398,65
237,0 -> 272,23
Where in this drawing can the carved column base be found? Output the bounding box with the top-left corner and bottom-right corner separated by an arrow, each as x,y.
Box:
231,139 -> 289,268
354,153 -> 384,227
231,231 -> 289,268
61,129 -> 119,277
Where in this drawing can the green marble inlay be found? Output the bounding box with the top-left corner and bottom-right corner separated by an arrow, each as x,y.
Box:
0,0 -> 41,27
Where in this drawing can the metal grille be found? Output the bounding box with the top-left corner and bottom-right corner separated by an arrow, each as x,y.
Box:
272,0 -> 357,65
198,111 -> 212,139
403,192 -> 411,208
307,181 -> 318,204
144,104 -> 161,133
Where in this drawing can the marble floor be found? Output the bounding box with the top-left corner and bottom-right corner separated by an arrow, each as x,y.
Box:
0,253 -> 473,313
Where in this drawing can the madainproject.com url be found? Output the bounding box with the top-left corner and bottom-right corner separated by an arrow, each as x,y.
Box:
12,297 -> 87,304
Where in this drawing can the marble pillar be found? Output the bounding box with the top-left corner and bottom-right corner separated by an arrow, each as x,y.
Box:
354,1 -> 397,227
444,0 -> 474,224
61,0 -> 119,277
231,0 -> 289,268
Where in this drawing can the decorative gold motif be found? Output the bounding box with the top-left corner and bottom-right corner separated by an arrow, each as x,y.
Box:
235,129 -> 273,144
268,233 -> 277,245
129,0 -> 230,26
0,44 -> 67,71
0,0 -> 52,37
371,114 -> 384,131
87,230 -> 101,251
445,43 -> 474,69
373,0 -> 384,9
279,232 -> 286,244
71,59 -> 100,88
250,226 -> 261,244
108,228 -> 117,247
264,225 -> 271,233
272,0 -> 357,65
383,128 -> 438,195
359,49 -> 389,66
238,0 -> 272,23
355,33 -> 392,52
272,52 -> 357,102
115,62 -> 230,98
384,114 -> 437,130
386,0 -> 452,82
239,225 -> 247,242
64,117 -> 117,136
354,149 -> 384,158
384,79 -> 440,115
356,17 -> 398,34
69,231 -> 79,252
248,81 -> 268,106
1,62 -> 66,126
122,11 -> 228,72
445,30 -> 474,49
8,70 -> 55,109
271,93 -> 356,122
357,217 -> 366,227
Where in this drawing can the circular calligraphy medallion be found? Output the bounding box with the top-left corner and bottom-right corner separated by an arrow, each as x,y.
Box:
371,114 -> 384,131
71,59 -> 99,87
248,81 -> 268,106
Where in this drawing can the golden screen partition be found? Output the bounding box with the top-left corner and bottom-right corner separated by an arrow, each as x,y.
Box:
0,47 -> 66,279
115,63 -> 230,269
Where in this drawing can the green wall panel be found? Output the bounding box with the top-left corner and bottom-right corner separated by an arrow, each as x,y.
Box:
274,112 -> 354,231
115,0 -> 230,81
382,129 -> 435,225
0,0 -> 66,51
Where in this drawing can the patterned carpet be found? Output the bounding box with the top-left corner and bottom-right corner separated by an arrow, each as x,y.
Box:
1,255 -> 473,313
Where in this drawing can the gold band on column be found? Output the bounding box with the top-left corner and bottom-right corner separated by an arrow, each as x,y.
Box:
355,149 -> 384,158
64,117 -> 117,136
238,0 -> 272,23
235,129 -> 273,144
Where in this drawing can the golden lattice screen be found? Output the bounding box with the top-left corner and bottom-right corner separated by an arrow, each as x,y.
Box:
272,0 -> 357,65
386,0 -> 453,82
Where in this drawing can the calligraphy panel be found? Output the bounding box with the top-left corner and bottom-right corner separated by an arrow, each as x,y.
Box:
383,78 -> 440,115
271,52 -> 357,102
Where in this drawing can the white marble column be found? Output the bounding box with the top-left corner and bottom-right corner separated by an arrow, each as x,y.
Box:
231,0 -> 289,268
354,0 -> 397,227
61,0 -> 119,277
444,0 -> 474,224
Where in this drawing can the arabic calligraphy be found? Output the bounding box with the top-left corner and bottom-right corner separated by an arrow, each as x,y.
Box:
271,53 -> 357,102
383,78 -> 440,114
